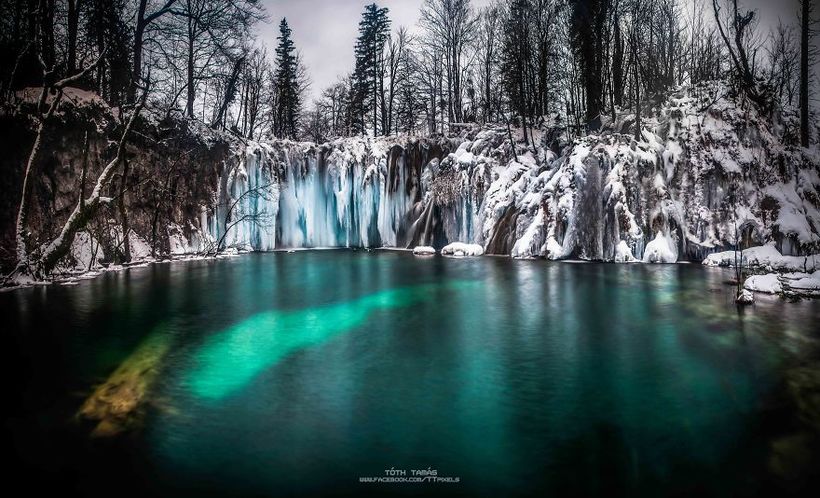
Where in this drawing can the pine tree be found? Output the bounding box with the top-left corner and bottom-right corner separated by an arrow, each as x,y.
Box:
275,18 -> 299,139
352,4 -> 390,135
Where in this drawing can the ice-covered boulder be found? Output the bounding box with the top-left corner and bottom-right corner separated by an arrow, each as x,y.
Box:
441,242 -> 484,257
412,246 -> 436,256
642,232 -> 678,263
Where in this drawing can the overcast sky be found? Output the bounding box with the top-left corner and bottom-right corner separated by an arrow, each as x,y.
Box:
255,0 -> 487,100
255,0 -> 814,102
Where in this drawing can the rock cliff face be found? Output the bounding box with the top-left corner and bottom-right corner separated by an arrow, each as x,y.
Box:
2,81 -> 818,272
0,89 -> 233,272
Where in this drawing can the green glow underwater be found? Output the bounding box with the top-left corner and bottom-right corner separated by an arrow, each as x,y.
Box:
185,281 -> 478,400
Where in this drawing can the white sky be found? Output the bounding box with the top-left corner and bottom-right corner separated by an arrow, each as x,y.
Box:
254,0 -> 815,102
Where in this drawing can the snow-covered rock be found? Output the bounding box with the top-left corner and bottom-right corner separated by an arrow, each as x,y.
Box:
782,272 -> 820,297
743,271 -> 819,297
66,231 -> 105,271
441,242 -> 484,257
736,289 -> 755,305
412,246 -> 436,256
744,274 -> 783,294
703,245 -> 818,273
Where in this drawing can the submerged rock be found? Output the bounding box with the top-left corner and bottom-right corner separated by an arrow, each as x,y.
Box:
77,332 -> 172,437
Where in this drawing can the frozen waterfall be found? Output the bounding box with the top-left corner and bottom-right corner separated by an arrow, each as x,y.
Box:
204,83 -> 820,261
209,138 -> 446,250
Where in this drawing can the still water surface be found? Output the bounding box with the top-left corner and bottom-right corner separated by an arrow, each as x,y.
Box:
4,251 -> 819,496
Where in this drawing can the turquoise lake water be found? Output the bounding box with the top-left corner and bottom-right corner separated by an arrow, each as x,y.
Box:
3,251 -> 819,496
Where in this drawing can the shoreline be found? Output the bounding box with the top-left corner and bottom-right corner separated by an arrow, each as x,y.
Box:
2,246 -> 818,299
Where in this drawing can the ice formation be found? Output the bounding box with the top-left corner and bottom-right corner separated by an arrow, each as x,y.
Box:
200,82 -> 818,262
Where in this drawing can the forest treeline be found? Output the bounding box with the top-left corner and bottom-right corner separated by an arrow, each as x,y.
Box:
0,0 -> 816,145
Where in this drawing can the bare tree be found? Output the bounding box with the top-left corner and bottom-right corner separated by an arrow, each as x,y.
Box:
207,180 -> 276,255
420,0 -> 478,125
476,3 -> 501,124
132,0 -> 178,99
384,26 -> 410,135
166,0 -> 263,119
712,0 -> 767,108
236,47 -> 271,139
767,21 -> 799,108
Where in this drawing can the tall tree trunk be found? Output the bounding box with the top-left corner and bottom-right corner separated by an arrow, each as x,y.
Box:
119,157 -> 131,262
132,0 -> 177,99
453,45 -> 462,122
634,57 -> 641,140
131,0 -> 149,101
39,0 -> 55,69
67,0 -> 79,74
800,0 -> 810,147
613,12 -> 623,107
518,51 -> 529,146
15,118 -> 47,265
212,56 -> 244,129
186,17 -> 196,118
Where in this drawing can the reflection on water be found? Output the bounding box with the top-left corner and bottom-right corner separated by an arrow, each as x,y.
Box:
2,252 -> 819,497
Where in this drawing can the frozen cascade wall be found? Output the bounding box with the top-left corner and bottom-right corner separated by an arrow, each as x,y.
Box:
210,138 -> 452,250
207,83 -> 820,261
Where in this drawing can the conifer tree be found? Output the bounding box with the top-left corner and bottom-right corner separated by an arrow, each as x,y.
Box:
352,4 -> 390,135
275,18 -> 299,139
